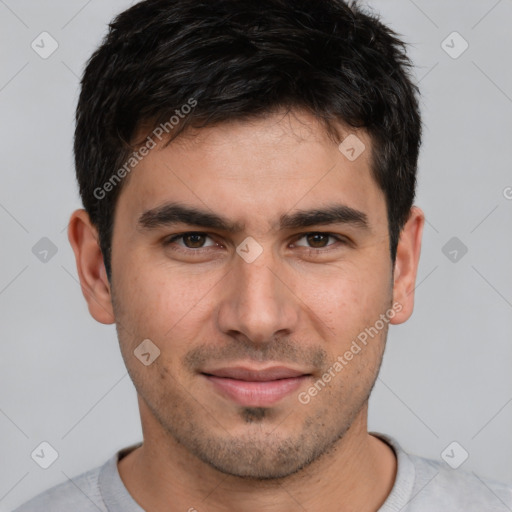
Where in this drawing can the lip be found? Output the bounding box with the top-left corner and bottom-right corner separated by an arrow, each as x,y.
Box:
202,366 -> 311,407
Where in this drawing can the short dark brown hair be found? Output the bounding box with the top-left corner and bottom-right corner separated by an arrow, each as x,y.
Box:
74,0 -> 422,280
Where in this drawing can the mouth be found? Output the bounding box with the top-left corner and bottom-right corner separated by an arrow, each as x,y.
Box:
201,366 -> 312,407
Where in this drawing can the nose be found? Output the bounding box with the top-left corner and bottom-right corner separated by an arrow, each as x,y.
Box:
216,250 -> 300,345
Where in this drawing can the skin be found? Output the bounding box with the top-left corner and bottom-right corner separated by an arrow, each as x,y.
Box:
68,109 -> 424,512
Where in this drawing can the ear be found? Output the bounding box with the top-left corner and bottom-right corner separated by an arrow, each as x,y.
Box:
67,209 -> 115,324
389,206 -> 425,325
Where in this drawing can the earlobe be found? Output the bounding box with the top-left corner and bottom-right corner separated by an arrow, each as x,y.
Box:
390,206 -> 425,325
67,209 -> 115,325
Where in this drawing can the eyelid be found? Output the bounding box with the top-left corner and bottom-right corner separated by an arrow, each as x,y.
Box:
162,231 -> 349,252
164,231 -> 219,247
291,232 -> 348,247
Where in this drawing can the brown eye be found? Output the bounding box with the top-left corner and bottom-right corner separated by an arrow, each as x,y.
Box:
182,233 -> 207,248
163,232 -> 217,250
293,232 -> 342,249
306,233 -> 330,248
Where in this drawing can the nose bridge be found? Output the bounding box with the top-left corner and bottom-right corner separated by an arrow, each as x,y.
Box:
239,255 -> 280,303
217,247 -> 299,343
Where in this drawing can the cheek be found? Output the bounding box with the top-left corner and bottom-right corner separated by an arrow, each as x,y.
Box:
293,263 -> 389,336
112,266 -> 217,390
117,263 -> 222,343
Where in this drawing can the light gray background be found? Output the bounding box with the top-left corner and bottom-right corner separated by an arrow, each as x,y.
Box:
1,0 -> 511,509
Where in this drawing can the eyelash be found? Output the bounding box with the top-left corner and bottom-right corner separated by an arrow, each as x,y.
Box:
162,231 -> 349,255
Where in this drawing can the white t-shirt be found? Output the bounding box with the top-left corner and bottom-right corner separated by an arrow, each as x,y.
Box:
13,432 -> 512,511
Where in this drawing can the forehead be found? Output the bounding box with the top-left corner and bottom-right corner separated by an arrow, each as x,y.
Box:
115,110 -> 386,234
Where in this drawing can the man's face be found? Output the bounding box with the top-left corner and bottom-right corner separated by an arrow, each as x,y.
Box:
109,110 -> 395,479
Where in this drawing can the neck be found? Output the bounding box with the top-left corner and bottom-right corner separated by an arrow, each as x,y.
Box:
118,401 -> 397,512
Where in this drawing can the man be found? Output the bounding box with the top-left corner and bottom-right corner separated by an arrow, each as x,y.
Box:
14,0 -> 511,510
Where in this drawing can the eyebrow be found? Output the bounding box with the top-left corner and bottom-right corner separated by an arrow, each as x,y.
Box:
137,202 -> 370,233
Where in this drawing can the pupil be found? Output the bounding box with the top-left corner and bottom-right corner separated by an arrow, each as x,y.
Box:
308,233 -> 327,248
185,233 -> 204,248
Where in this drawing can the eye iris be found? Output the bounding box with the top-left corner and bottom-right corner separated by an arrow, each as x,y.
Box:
307,233 -> 329,248
184,233 -> 205,248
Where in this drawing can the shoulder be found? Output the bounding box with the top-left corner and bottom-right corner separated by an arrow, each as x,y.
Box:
12,464 -> 106,512
372,432 -> 512,512
408,453 -> 512,511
